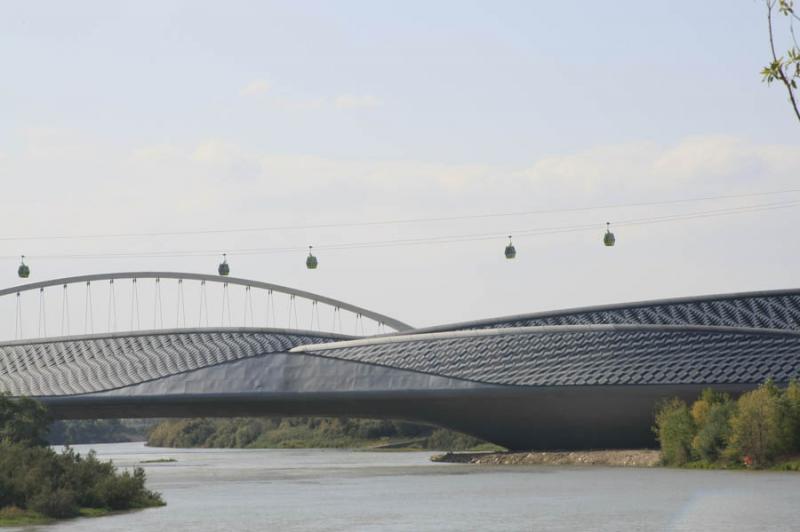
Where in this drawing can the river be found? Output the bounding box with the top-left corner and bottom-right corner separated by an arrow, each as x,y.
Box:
8,442 -> 800,531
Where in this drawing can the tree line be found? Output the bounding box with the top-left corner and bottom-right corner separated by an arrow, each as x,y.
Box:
655,380 -> 800,469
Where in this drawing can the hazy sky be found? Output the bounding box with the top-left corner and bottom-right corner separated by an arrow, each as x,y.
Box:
0,1 -> 799,329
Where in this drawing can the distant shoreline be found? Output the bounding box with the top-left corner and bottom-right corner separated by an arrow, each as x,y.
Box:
431,449 -> 660,467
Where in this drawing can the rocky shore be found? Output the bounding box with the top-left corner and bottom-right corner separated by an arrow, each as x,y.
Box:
431,449 -> 660,467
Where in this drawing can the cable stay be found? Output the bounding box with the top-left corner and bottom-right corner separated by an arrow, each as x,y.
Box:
107,279 -> 117,332
37,287 -> 46,338
61,284 -> 70,336
176,279 -> 186,328
84,281 -> 94,335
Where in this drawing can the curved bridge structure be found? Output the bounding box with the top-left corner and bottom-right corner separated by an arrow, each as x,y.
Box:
1,272 -> 799,450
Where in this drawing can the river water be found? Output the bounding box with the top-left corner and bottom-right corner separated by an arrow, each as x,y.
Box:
8,442 -> 800,531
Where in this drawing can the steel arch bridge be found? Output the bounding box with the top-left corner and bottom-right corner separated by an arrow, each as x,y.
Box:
2,272 -> 800,450
0,271 -> 412,340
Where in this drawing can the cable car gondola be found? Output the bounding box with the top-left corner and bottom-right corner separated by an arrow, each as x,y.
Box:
218,254 -> 230,276
17,256 -> 30,278
603,222 -> 615,247
306,246 -> 318,269
504,235 -> 516,259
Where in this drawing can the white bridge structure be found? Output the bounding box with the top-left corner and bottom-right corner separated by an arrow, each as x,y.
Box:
0,271 -> 412,342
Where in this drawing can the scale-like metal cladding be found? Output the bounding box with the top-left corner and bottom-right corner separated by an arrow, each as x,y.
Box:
0,331 -> 340,396
303,328 -> 800,386
446,292 -> 800,331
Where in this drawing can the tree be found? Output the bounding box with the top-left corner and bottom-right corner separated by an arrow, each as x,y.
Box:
727,381 -> 792,467
783,379 -> 800,451
0,393 -> 50,446
654,398 -> 695,466
762,0 -> 800,122
690,389 -> 735,463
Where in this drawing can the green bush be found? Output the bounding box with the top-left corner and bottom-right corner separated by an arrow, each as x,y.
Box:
0,396 -> 165,520
656,381 -> 800,469
784,379 -> 800,450
29,488 -> 78,519
691,391 -> 734,463
0,441 -> 164,518
424,428 -> 485,451
654,398 -> 695,466
726,381 -> 792,467
146,416 -> 493,451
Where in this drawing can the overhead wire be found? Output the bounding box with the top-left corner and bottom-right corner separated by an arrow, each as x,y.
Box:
1,187 -> 800,243
1,197 -> 798,261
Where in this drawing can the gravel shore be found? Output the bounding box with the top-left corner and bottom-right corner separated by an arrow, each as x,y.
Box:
431,449 -> 660,467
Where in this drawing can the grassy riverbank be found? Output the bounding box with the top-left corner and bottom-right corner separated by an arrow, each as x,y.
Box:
0,506 -> 118,527
147,417 -> 502,451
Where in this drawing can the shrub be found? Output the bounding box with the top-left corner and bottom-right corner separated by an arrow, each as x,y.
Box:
726,381 -> 792,467
692,400 -> 735,463
424,428 -> 485,451
784,379 -> 800,452
654,398 -> 695,466
146,416 -> 491,450
0,396 -> 164,519
28,488 -> 78,519
90,467 -> 161,510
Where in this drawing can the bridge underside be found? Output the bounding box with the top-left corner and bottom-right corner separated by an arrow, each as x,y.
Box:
41,384 -> 754,450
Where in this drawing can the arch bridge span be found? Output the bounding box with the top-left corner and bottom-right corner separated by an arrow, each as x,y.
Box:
0,271 -> 412,341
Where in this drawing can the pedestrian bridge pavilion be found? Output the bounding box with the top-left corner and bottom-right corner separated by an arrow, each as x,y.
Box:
2,271 -> 800,450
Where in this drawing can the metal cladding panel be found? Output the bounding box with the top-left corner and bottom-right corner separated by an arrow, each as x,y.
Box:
3,326 -> 800,398
426,291 -> 800,332
0,330 -> 341,396
91,352 -> 484,396
301,327 -> 800,387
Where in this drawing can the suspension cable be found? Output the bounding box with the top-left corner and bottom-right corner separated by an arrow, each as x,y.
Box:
37,287 -> 46,338
176,279 -> 186,328
107,279 -> 117,332
14,292 -> 21,340
84,281 -> 94,334
61,284 -> 70,336
154,277 -> 164,329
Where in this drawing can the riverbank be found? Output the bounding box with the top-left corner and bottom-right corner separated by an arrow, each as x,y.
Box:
431,449 -> 661,467
0,507 -> 113,527
146,417 -> 496,451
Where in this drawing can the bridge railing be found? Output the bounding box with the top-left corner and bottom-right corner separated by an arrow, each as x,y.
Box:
0,272 -> 412,342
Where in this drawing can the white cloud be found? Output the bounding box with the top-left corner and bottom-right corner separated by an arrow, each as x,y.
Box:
239,80 -> 272,96
334,94 -> 382,109
521,136 -> 800,196
272,96 -> 327,111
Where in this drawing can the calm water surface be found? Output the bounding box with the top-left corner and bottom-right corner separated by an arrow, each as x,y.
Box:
9,442 -> 800,531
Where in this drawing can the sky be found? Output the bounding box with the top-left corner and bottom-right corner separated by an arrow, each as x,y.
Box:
0,1 -> 799,333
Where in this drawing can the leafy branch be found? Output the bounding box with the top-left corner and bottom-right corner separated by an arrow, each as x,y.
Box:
762,0 -> 800,122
